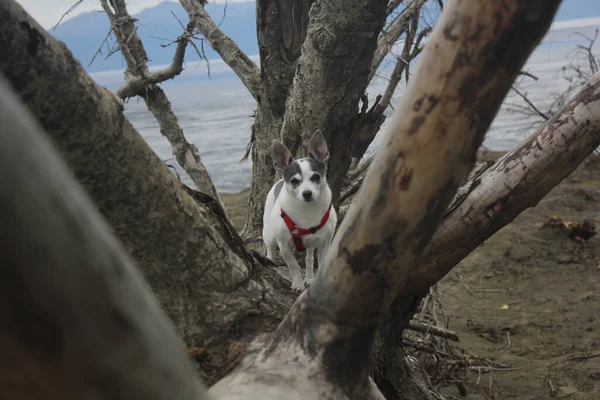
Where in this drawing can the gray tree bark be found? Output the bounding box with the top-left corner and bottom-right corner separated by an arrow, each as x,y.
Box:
0,73 -> 209,400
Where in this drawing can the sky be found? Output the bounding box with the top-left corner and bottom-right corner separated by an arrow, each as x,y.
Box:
16,0 -> 252,29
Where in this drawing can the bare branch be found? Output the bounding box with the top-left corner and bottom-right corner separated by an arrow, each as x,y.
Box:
116,22 -> 194,98
52,0 -> 83,31
407,321 -> 459,342
179,0 -> 261,101
370,0 -> 428,81
518,70 -> 539,81
0,72 -> 209,400
510,85 -> 550,120
386,0 -> 405,16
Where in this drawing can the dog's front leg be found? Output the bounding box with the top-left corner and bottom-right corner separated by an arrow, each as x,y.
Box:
278,243 -> 305,292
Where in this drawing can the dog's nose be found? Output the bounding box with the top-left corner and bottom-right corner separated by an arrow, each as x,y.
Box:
302,190 -> 312,200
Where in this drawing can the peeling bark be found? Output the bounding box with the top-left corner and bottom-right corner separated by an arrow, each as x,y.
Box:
0,0 -> 294,350
0,73 -> 209,400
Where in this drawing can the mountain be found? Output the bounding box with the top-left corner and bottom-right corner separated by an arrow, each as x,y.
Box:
51,0 -> 600,73
51,1 -> 257,72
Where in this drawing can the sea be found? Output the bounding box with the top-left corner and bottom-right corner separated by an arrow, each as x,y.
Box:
90,17 -> 600,194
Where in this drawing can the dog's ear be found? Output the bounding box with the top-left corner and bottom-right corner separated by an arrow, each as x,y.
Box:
308,129 -> 329,163
272,140 -> 294,170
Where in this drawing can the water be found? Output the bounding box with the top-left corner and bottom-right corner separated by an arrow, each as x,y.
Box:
91,19 -> 600,194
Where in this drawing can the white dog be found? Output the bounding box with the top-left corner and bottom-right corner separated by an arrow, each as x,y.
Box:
262,130 -> 338,292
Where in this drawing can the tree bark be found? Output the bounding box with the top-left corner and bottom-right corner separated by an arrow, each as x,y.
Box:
279,0 -> 388,200
0,73 -> 209,400
0,0 -> 294,350
237,0 -> 315,240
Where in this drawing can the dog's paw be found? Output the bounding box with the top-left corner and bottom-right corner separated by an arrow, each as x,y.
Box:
291,282 -> 305,293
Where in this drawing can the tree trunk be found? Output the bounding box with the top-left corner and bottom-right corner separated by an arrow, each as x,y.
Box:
240,0 -> 315,240
278,0 -> 387,201
0,72 -> 209,400
0,0 -> 294,351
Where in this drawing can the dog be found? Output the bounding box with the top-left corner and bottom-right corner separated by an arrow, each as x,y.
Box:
262,130 -> 338,292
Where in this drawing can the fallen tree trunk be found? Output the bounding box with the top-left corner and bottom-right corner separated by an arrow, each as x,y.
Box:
0,73 -> 209,400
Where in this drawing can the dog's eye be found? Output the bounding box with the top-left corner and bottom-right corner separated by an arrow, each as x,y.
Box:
310,174 -> 321,183
290,178 -> 300,186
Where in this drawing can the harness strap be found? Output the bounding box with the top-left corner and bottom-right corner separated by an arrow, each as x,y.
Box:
280,204 -> 333,253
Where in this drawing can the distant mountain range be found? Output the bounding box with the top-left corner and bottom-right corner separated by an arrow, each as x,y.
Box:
51,1 -> 257,72
50,0 -> 600,73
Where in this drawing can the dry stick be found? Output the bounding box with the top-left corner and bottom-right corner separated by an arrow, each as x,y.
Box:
566,351 -> 600,361
210,1 -> 563,399
0,73 -> 209,400
510,85 -> 550,120
179,0 -> 261,101
407,321 -> 460,342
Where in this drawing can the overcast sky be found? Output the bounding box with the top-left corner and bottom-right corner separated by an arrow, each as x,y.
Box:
16,0 -> 251,29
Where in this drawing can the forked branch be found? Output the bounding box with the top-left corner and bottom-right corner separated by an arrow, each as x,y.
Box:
116,21 -> 195,99
179,0 -> 261,101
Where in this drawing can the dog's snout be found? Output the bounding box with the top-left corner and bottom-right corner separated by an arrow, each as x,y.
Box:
302,190 -> 312,200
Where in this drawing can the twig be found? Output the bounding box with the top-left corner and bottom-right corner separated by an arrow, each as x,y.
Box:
566,351 -> 600,361
548,380 -> 556,395
504,331 -> 512,350
468,366 -> 522,373
407,321 -> 460,342
88,28 -> 114,67
510,85 -> 550,120
518,70 -> 539,81
52,0 -> 83,31
458,271 -> 477,297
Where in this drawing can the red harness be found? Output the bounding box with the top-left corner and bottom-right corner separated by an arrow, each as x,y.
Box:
280,204 -> 333,252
